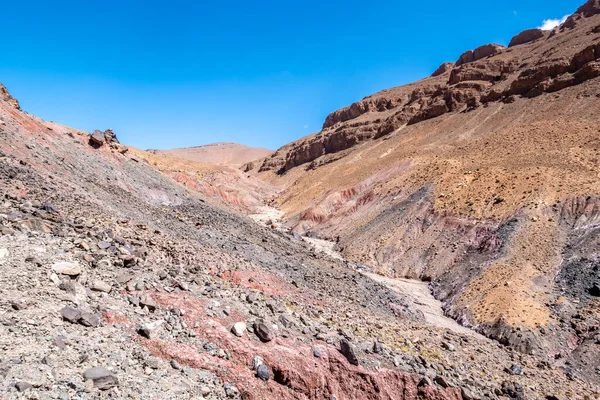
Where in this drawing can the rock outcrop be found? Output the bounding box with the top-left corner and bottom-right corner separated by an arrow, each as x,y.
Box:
577,0 -> 600,16
0,83 -> 20,110
508,29 -> 545,47
89,129 -> 120,148
431,62 -> 454,77
455,44 -> 505,66
255,5 -> 600,175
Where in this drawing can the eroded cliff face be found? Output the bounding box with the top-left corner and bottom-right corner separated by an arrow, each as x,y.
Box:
255,1 -> 600,175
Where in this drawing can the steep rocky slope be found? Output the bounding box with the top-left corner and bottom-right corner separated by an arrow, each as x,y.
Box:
5,82 -> 594,399
244,0 -> 600,387
257,1 -> 600,175
150,142 -> 273,168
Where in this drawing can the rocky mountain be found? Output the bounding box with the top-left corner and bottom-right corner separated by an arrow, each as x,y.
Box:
149,142 -> 273,168
243,0 -> 600,390
1,1 -> 600,399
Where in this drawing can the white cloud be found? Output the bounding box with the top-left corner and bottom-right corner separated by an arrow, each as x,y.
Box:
538,15 -> 569,30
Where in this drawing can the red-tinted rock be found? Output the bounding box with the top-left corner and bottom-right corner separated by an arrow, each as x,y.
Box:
455,44 -> 505,66
576,0 -> 600,17
509,29 -> 545,47
431,62 -> 455,77
0,83 -> 20,110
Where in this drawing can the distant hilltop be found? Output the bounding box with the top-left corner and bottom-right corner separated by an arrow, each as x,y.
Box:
147,142 -> 274,167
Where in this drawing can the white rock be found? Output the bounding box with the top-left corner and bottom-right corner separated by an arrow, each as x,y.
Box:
252,355 -> 263,370
139,320 -> 164,339
52,262 -> 82,276
90,280 -> 112,293
50,273 -> 61,285
232,322 -> 246,337
0,249 -> 8,259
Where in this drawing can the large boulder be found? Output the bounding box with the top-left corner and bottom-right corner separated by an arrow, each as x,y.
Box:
89,129 -> 119,147
509,29 -> 545,47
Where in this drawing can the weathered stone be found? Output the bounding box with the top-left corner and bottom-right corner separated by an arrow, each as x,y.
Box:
442,342 -> 455,352
128,296 -> 140,307
434,375 -> 451,388
52,261 -> 82,276
90,280 -> 112,293
79,312 -> 101,327
279,314 -> 295,328
246,292 -> 258,303
52,335 -> 67,349
232,322 -> 246,337
254,322 -> 274,342
15,381 -> 33,392
140,294 -> 158,311
340,338 -> 359,365
61,306 -> 81,323
138,320 -> 164,339
116,272 -> 133,285
25,255 -> 42,266
373,341 -> 384,354
11,300 -> 27,310
257,364 -> 270,381
252,355 -> 263,370
59,279 -> 76,294
83,367 -> 118,390
313,347 -> 323,358
89,130 -> 106,146
431,62 -> 455,77
501,381 -> 525,399
507,364 -> 522,375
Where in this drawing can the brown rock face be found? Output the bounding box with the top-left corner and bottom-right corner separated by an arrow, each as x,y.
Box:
252,4 -> 600,176
455,44 -> 505,66
0,83 -> 20,110
577,0 -> 600,16
508,29 -> 545,47
89,129 -> 120,147
431,62 -> 455,77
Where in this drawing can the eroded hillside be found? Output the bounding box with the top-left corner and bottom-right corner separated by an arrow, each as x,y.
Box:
242,0 -> 600,386
4,81 -> 590,399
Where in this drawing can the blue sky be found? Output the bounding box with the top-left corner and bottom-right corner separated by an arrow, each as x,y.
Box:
0,0 -> 582,150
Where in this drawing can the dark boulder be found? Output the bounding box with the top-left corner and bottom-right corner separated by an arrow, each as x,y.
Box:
254,321 -> 274,342
89,129 -> 119,148
339,338 -> 359,365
